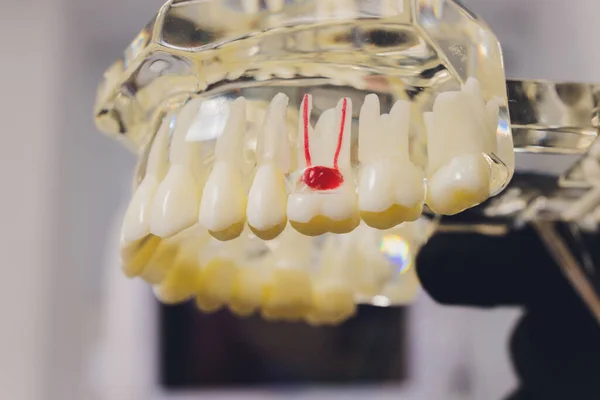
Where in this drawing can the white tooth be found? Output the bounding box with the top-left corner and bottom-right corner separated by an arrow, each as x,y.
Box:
358,98 -> 424,229
121,112 -> 173,243
426,153 -> 491,215
288,96 -> 359,236
425,80 -> 495,215
199,98 -> 248,240
150,100 -> 204,238
247,93 -> 290,239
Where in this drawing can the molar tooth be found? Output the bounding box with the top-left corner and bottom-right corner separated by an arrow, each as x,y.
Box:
288,95 -> 359,236
199,97 -> 248,240
150,100 -> 204,238
358,97 -> 425,229
121,112 -> 173,243
425,79 -> 496,215
247,93 -> 290,240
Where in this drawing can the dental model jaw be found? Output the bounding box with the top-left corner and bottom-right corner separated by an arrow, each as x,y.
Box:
247,93 -> 290,240
198,97 -> 249,240
358,95 -> 425,230
287,95 -> 360,236
425,78 -> 500,215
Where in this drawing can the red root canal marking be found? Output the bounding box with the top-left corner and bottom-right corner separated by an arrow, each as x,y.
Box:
301,95 -> 347,191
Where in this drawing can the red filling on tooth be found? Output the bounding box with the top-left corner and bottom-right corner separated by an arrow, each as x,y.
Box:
302,166 -> 344,191
301,95 -> 347,191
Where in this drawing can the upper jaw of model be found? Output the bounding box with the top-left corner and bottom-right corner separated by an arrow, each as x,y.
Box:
121,77 -> 506,243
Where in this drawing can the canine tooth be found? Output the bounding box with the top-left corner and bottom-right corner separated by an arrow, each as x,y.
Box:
358,97 -> 425,229
261,229 -> 313,321
199,97 -> 248,240
150,100 -> 204,238
121,113 -> 173,243
247,93 -> 289,240
139,241 -> 179,285
288,96 -> 359,236
425,79 -> 496,215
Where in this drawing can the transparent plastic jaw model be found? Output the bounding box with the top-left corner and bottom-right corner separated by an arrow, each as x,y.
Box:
95,0 -> 514,325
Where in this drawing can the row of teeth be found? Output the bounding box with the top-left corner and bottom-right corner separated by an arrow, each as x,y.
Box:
122,77 -> 500,244
121,223 -> 421,325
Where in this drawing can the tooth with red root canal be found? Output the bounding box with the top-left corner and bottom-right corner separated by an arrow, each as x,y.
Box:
150,99 -> 205,238
198,97 -> 248,241
288,95 -> 359,236
425,78 -> 499,215
121,111 -> 174,245
358,95 -> 425,229
247,93 -> 290,240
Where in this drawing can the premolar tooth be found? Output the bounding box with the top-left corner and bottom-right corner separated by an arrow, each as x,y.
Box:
358,96 -> 425,229
247,93 -> 289,240
198,97 -> 248,240
121,112 -> 173,243
288,95 -> 359,236
425,78 -> 496,215
150,100 -> 204,238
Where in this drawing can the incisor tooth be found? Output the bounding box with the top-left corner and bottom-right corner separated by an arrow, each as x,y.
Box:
358,96 -> 425,229
121,112 -> 173,243
198,97 -> 248,240
150,100 -> 204,238
425,78 -> 497,215
247,93 -> 290,239
288,95 -> 359,236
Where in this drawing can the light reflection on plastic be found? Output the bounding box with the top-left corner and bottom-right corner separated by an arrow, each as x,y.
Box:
380,234 -> 412,274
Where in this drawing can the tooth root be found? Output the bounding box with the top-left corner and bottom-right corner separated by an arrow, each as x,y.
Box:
248,94 -> 290,240
425,79 -> 493,215
199,98 -> 248,241
358,98 -> 424,229
289,97 -> 359,236
121,112 -> 173,243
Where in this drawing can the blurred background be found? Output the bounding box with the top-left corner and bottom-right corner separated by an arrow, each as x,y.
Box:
2,0 -> 600,399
